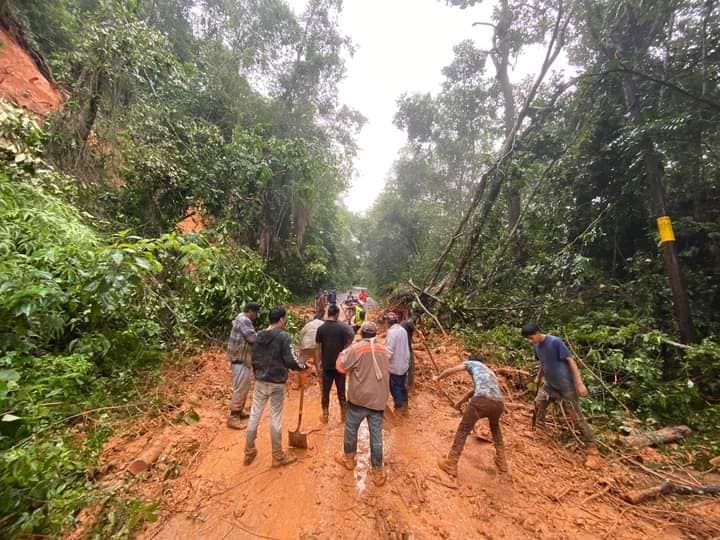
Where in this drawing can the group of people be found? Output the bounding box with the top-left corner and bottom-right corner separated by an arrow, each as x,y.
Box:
225,301 -> 601,485
314,288 -> 369,332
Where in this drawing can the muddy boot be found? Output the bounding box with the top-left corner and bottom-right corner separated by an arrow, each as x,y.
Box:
584,446 -> 605,471
321,408 -> 329,424
369,467 -> 386,486
272,452 -> 298,468
494,446 -> 509,473
243,447 -> 257,466
334,452 -> 356,471
227,411 -> 248,430
437,456 -> 458,477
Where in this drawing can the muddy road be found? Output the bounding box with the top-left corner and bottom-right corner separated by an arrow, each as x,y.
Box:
88,312 -> 719,539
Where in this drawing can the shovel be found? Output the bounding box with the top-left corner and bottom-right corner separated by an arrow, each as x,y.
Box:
288,385 -> 308,448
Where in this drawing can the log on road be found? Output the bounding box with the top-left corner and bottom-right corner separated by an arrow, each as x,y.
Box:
622,481 -> 720,504
620,425 -> 692,449
127,438 -> 167,475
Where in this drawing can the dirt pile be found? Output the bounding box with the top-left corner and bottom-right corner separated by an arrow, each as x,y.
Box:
76,316 -> 720,539
0,28 -> 62,118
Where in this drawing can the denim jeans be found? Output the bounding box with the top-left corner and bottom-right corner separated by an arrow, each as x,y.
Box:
230,363 -> 253,413
344,402 -> 384,468
389,373 -> 407,410
245,380 -> 286,459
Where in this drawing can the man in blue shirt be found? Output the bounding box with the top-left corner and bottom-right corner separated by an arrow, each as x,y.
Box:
522,323 -> 601,465
433,356 -> 508,476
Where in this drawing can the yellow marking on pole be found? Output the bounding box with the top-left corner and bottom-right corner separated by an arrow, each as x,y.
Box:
657,216 -> 676,243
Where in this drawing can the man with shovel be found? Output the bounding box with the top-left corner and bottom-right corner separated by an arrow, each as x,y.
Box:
335,321 -> 392,486
244,307 -> 307,468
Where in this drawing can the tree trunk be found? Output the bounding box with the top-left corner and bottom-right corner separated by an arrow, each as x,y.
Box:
493,0 -> 521,230
621,73 -> 696,344
620,425 -> 692,449
622,481 -> 720,504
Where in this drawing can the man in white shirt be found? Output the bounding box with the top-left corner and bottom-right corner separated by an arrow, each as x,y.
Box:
385,312 -> 410,414
297,312 -> 325,387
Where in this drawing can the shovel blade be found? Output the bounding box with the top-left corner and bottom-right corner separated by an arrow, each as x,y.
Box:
288,430 -> 308,449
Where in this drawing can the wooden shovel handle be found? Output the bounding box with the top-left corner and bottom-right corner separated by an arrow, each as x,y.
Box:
295,384 -> 305,431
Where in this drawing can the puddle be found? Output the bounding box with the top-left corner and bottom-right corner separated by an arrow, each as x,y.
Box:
354,422 -> 369,493
353,423 -> 391,494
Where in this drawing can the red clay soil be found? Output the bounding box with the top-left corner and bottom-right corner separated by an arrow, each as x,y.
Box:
0,29 -> 62,118
76,310 -> 720,539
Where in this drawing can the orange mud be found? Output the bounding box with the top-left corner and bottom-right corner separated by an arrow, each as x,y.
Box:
0,29 -> 62,118
80,311 -> 720,539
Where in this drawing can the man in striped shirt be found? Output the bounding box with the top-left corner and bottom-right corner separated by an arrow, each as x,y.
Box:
226,303 -> 260,429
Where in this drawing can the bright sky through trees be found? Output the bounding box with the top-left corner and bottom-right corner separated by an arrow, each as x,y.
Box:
288,0 -> 570,212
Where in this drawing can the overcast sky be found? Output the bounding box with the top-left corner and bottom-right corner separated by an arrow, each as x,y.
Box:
287,0 -> 555,213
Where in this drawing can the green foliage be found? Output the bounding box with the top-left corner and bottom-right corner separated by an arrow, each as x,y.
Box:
91,497 -> 159,539
0,103 -> 288,537
1,0 -> 363,534
466,319 -> 720,459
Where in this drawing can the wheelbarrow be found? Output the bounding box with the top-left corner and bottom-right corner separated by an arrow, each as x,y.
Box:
288,385 -> 308,448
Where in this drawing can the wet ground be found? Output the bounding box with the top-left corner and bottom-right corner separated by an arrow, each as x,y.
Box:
82,310 -> 720,539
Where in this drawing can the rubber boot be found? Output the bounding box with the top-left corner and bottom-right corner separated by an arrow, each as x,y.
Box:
437,455 -> 458,477
494,446 -> 509,473
272,452 -> 298,468
334,452 -> 356,471
321,408 -> 329,424
243,447 -> 257,466
369,466 -> 386,486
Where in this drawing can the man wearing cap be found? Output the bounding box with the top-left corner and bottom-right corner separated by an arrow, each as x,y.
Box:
226,302 -> 260,429
335,321 -> 392,486
385,312 -> 411,414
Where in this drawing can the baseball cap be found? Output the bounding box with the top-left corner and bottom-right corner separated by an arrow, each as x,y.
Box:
360,321 -> 378,335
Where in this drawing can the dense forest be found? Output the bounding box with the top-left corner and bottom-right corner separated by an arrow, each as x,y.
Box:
360,0 -> 720,427
0,0 -> 719,537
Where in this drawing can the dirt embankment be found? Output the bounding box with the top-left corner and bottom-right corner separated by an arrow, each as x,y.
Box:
0,27 -> 62,118
76,310 -> 720,539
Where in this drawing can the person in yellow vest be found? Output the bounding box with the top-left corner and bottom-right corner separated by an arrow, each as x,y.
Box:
352,304 -> 366,333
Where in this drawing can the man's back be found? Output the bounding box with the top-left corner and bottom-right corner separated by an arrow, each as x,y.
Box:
386,323 -> 410,375
342,339 -> 391,411
316,320 -> 353,370
252,328 -> 297,383
299,319 -> 324,350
